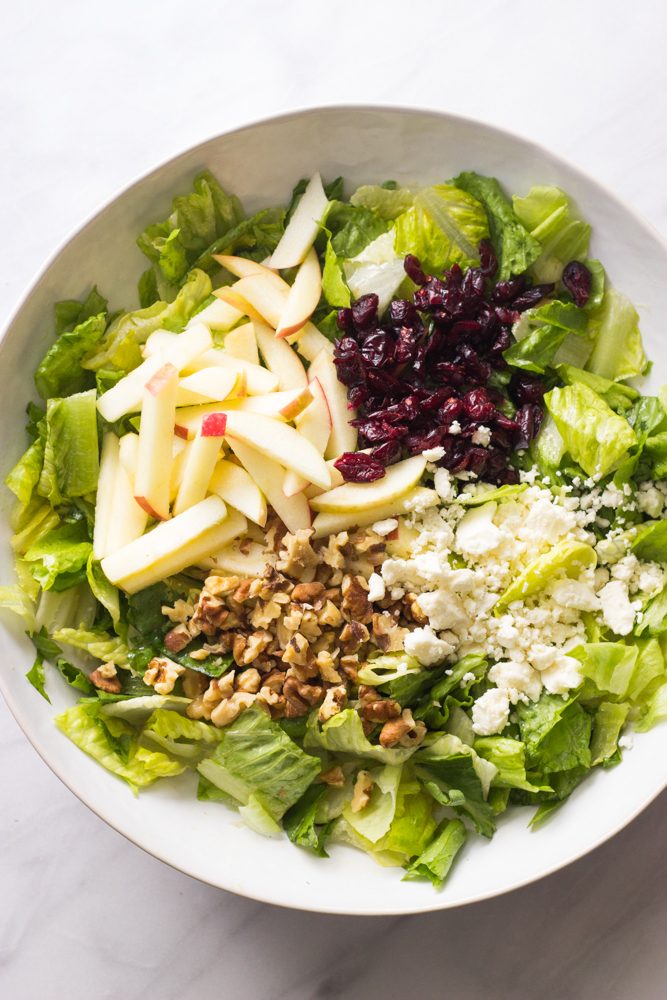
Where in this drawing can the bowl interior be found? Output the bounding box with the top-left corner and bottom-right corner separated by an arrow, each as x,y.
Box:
2,106 -> 667,915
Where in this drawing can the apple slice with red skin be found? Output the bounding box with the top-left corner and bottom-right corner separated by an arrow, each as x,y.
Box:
227,438 -> 311,534
308,348 -> 358,460
276,248 -> 322,339
173,385 -> 314,440
223,409 -> 330,490
282,377 -> 332,496
212,255 -> 288,289
208,458 -> 267,527
173,412 -> 227,516
133,362 -> 179,521
269,171 -> 328,269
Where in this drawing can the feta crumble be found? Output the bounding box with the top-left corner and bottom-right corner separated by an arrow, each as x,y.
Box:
371,517 -> 398,537
472,688 -> 510,736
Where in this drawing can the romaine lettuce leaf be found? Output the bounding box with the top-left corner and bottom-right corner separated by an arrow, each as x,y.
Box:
504,323 -> 572,373
304,708 -> 417,765
53,286 -> 108,339
343,231 -> 406,315
11,500 -> 61,556
5,435 -> 46,508
140,708 -> 221,763
382,781 -> 436,858
0,584 -> 36,630
474,736 -> 548,792
357,653 -> 422,687
525,700 -> 591,774
193,208 -> 285,274
282,783 -> 332,856
37,389 -> 99,501
325,201 -> 391,259
635,680 -> 667,732
555,364 -> 639,413
26,653 -> 50,702
53,626 -> 129,667
586,289 -> 648,381
198,707 -> 321,820
512,185 -> 591,283
24,521 -> 92,591
402,818 -> 466,888
327,816 -> 406,867
86,556 -> 119,623
453,172 -> 541,280
56,657 -> 94,694
590,701 -> 629,765
341,764 -> 402,844
100,695 -> 190,727
394,184 -> 489,276
35,313 -> 106,400
517,690 -> 580,756
322,236 -> 351,308
55,704 -> 184,790
350,185 -> 414,220
571,643 -> 638,697
545,382 -> 637,478
414,748 -> 496,837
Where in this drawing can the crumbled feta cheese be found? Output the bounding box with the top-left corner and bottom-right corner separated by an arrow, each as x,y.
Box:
472,688 -> 510,736
539,653 -> 583,695
415,589 -> 471,631
471,425 -> 492,448
598,580 -> 636,635
639,566 -> 664,594
551,579 -> 601,612
433,467 -> 456,502
422,446 -> 445,462
618,734 -> 634,750
487,660 -> 542,704
520,466 -> 539,484
371,517 -> 398,537
449,420 -> 462,435
601,484 -> 625,508
518,497 -> 576,545
367,572 -> 385,603
460,671 -> 476,687
456,502 -> 502,556
637,485 -> 664,518
390,587 -> 405,600
404,625 -> 455,666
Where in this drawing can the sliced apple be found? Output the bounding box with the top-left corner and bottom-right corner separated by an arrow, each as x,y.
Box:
173,385 -> 314,440
269,171 -> 329,269
223,321 -> 259,365
253,318 -> 308,390
176,367 -> 240,407
105,454 -> 148,556
170,437 -> 191,501
311,487 -> 439,539
184,350 -> 278,396
185,296 -> 244,331
99,323 -> 213,423
308,348 -> 357,459
208,458 -> 267,526
223,409 -> 330,489
199,539 -> 277,577
286,322 -> 335,362
172,413 -> 227,516
276,248 -> 322,339
102,496 -> 246,594
310,456 -> 427,513
227,438 -> 311,533
282,377 -> 332,496
213,286 -> 266,324
93,432 -> 120,560
133,363 -> 179,520
212,255 -> 289,291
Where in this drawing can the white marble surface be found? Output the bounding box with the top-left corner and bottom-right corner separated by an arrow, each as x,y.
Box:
3,1 -> 667,996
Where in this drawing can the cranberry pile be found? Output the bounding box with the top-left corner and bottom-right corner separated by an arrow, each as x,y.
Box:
332,241 -> 556,485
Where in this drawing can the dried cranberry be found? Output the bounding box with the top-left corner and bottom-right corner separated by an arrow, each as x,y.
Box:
459,345 -> 492,385
336,307 -> 354,332
512,284 -> 555,312
439,397 -> 464,423
514,404 -> 544,450
443,263 -> 463,287
351,418 -> 408,443
389,299 -> 419,327
462,266 -> 486,300
366,369 -> 403,396
492,275 -> 526,304
351,294 -> 379,331
432,362 -> 465,387
463,388 -> 497,422
490,328 -> 512,355
371,440 -> 402,466
405,427 -> 447,455
509,372 -> 547,406
494,306 -> 520,326
361,332 -> 395,368
347,385 -> 368,410
404,254 -> 427,286
496,467 -> 521,485
562,261 -> 592,308
449,319 -> 482,345
478,239 -> 497,277
421,387 -> 457,412
494,412 -> 518,433
395,326 -> 421,364
334,452 -> 385,483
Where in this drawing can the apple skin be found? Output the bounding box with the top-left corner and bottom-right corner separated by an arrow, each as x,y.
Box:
310,455 -> 427,513
308,348 -> 358,459
134,362 -> 179,521
212,255 -> 289,290
201,412 -> 228,437
276,247 -> 322,339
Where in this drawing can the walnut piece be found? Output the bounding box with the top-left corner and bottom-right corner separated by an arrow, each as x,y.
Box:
341,575 -> 373,624
319,685 -> 347,722
164,623 -> 191,653
203,576 -> 240,598
320,532 -> 350,569
350,770 -> 374,812
361,699 -> 401,723
277,529 -> 319,577
210,691 -> 256,728
90,669 -> 121,693
236,667 -> 262,693
371,613 -> 408,653
143,656 -> 186,695
182,668 -> 208,699
338,620 -> 369,655
291,581 -> 325,604
162,599 -> 194,623
320,765 -> 345,788
379,708 -> 427,748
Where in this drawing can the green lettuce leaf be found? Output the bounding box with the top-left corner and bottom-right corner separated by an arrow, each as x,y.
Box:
86,556 -> 119,623
381,781 -> 437,858
100,695 -> 190,727
193,208 -> 285,274
458,483 -> 528,506
304,707 -> 417,765
322,236 -> 351,308
350,185 -> 414,220
635,680 -> 667,732
555,363 -> 639,413
453,172 -> 541,280
5,433 -> 46,507
0,584 -> 36,630
545,382 -> 637,478
630,520 -> 667,564
38,389 -> 99,501
586,289 -> 648,381
590,702 -> 629,765
342,764 -> 403,844
327,816 -> 406,867
325,201 -> 391,259
517,689 -> 580,756
55,704 -> 184,790
197,707 -> 321,821
394,184 -> 489,276
414,743 -> 496,838
24,521 -> 92,591
402,818 -> 466,888
512,185 -> 591,283
53,286 -> 108,338
140,708 -> 221,763
525,699 -> 591,774
26,653 -> 50,702
28,626 -> 62,660
571,643 -> 638,697
53,627 -> 129,667
474,736 -> 548,792
56,657 -> 94,694
282,783 -> 332,856
35,313 -> 106,400
504,323 -> 572,373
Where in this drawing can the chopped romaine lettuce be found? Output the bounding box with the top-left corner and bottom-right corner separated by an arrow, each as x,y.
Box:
342,764 -> 402,844
394,184 -> 489,276
586,288 -> 648,381
545,382 -> 637,478
403,818 -> 466,888
26,653 -> 50,702
512,185 -> 590,283
304,707 -> 417,765
23,521 -> 92,591
39,389 -> 99,501
590,702 -> 629,765
350,185 -> 414,220
282,783 -> 332,856
35,313 -> 106,400
555,363 -> 639,413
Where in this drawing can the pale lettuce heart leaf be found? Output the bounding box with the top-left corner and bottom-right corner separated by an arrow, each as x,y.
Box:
350,185 -> 414,220
102,696 -> 191,727
555,363 -> 639,413
512,185 -> 591,283
38,389 -> 99,501
590,702 -> 629,765
343,230 -> 406,315
394,184 -> 489,276
545,382 -> 637,478
586,288 -> 648,381
635,680 -> 667,733
53,627 -> 129,667
474,736 -> 548,792
341,763 -> 403,844
380,781 -> 437,859
304,708 -> 418,765
23,521 -> 92,592
0,583 -> 36,630
570,643 -> 639,698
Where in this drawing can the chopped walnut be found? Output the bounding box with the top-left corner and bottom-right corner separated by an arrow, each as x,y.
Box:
188,648 -> 211,661
283,632 -> 312,667
341,575 -> 373,624
350,770 -> 374,812
262,669 -> 286,693
320,532 -> 350,569
379,708 -> 427,748
357,684 -> 379,705
265,516 -> 289,554
316,650 -> 341,683
283,676 -> 323,716
371,613 -> 408,653
299,609 -> 322,642
210,691 -> 256,728
291,581 -> 325,604
250,598 -> 282,630
164,623 -> 191,653
96,661 -> 118,679
191,593 -> 228,635
240,630 -> 273,665
235,667 -> 262,693
277,529 -> 319,577
319,684 -> 347,722
320,765 -> 345,788
351,530 -> 386,566
90,669 -> 121,693
403,592 -> 428,625
361,699 -> 401,723
143,656 -> 186,695
203,576 -> 240,598
162,599 -> 194,623
338,620 -> 369,655
182,668 -> 209,699
339,654 -> 359,684
317,600 -> 343,628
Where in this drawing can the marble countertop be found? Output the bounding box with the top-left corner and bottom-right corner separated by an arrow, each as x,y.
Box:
3,2 -> 667,997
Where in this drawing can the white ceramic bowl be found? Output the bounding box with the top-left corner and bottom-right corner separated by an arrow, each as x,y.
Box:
2,106 -> 667,915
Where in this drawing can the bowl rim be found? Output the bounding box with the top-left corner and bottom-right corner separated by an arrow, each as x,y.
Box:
3,102 -> 667,915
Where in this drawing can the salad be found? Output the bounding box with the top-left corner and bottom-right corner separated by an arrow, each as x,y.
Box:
4,166 -> 667,891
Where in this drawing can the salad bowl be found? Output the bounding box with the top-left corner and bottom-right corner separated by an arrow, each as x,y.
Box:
2,105 -> 667,915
